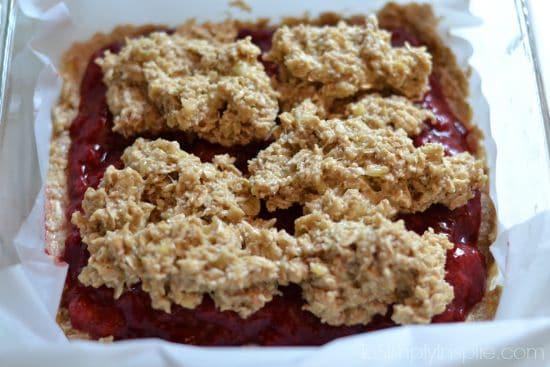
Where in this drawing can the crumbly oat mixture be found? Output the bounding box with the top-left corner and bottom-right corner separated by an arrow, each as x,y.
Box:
98,32 -> 278,146
267,17 -> 432,102
304,189 -> 397,224
120,138 -> 259,222
249,100 -> 486,214
72,17 -> 489,327
295,213 -> 453,325
345,93 -> 434,136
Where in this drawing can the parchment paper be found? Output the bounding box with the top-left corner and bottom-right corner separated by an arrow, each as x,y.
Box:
1,0 -> 550,365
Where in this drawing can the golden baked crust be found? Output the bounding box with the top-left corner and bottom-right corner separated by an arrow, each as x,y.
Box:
47,3 -> 499,340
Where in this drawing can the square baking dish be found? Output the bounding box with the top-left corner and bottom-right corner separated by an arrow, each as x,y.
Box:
1,0 -> 550,365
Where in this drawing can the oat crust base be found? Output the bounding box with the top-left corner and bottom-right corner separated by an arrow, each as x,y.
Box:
47,4 -> 499,341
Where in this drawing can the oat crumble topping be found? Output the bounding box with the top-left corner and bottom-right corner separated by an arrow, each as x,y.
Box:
267,17 -> 432,102
120,138 -> 259,223
248,100 -> 486,214
72,17 -> 489,326
98,32 -> 279,146
345,93 -> 434,136
295,213 -> 453,325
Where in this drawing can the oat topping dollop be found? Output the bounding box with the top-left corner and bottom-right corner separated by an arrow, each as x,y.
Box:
120,138 -> 259,222
267,17 -> 432,102
248,100 -> 486,214
295,213 -> 453,325
98,32 -> 279,146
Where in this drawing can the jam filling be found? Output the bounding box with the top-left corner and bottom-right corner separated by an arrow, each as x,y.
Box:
60,26 -> 486,345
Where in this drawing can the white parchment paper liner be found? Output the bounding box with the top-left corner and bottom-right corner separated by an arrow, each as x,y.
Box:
1,0 -> 550,365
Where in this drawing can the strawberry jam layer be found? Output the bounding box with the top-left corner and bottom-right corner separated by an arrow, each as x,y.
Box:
60,27 -> 486,345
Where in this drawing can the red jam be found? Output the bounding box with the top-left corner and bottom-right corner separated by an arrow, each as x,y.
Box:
399,192 -> 486,322
415,76 -> 475,156
60,27 -> 487,345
